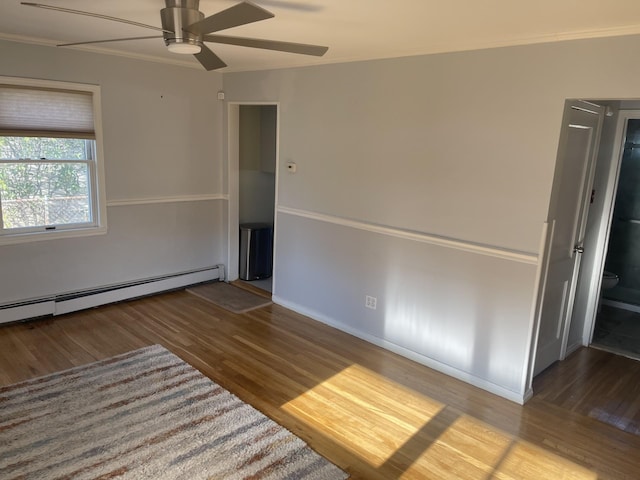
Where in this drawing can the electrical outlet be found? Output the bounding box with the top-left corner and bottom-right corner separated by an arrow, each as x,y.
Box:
365,295 -> 377,310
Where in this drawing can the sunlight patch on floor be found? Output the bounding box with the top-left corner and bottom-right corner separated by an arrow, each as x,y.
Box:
408,415 -> 600,480
282,363 -> 445,467
282,363 -> 599,479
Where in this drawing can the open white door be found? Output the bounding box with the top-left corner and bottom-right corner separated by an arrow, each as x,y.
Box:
534,101 -> 604,376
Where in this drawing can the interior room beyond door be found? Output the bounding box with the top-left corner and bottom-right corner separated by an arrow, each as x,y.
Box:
238,105 -> 277,293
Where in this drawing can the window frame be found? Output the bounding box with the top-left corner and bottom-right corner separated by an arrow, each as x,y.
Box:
0,76 -> 107,245
0,140 -> 97,233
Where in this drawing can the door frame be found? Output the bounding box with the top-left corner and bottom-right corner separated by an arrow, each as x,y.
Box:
530,100 -> 604,378
225,102 -> 280,291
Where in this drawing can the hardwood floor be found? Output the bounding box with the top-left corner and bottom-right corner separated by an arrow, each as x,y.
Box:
1,289 -> 639,479
533,346 -> 640,435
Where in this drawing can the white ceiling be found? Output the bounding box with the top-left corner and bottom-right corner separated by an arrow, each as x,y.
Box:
2,0 -> 640,73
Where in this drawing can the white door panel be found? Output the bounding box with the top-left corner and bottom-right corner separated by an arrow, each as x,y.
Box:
534,102 -> 604,376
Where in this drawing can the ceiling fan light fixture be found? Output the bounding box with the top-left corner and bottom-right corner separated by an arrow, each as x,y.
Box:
23,1 -> 328,72
167,41 -> 201,54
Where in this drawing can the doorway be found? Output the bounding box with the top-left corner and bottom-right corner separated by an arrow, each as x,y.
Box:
533,100 -> 605,376
535,102 -> 640,381
226,103 -> 279,295
590,112 -> 640,360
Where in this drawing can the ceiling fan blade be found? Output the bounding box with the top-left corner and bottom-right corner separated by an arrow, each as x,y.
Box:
21,2 -> 172,33
202,34 -> 328,56
194,45 -> 227,71
185,1 -> 274,35
58,36 -> 163,47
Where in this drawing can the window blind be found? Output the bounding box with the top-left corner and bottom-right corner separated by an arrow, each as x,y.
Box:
0,85 -> 95,139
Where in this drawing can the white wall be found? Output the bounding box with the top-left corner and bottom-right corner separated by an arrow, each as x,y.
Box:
239,105 -> 276,224
0,40 -> 225,304
223,34 -> 640,402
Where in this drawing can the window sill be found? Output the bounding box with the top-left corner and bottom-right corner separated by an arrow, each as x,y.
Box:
0,224 -> 107,246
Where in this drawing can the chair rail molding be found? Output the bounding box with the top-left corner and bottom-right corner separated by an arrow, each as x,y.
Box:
107,194 -> 228,207
277,205 -> 538,265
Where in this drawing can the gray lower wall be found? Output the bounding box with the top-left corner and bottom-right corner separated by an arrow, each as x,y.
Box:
275,213 -> 538,396
0,40 -> 225,305
239,171 -> 275,224
0,201 -> 224,303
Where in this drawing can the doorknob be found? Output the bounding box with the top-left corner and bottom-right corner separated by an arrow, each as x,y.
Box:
574,244 -> 585,254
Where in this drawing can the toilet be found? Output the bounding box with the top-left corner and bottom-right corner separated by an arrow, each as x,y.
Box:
602,271 -> 619,290
598,271 -> 619,313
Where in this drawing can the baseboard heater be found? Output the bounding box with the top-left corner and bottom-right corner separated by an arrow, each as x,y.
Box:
0,264 -> 225,325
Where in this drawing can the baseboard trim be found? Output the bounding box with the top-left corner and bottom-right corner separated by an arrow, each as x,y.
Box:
0,266 -> 223,324
0,300 -> 56,325
564,341 -> 583,358
522,387 -> 534,403
272,295 -> 527,404
601,298 -> 640,313
55,267 -> 222,315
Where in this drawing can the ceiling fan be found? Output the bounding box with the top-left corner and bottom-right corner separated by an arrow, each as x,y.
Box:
21,0 -> 329,71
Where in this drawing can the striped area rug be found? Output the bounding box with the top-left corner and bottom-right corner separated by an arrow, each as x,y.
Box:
0,345 -> 348,480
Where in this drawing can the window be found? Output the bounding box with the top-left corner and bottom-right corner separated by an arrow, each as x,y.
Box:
0,77 -> 106,244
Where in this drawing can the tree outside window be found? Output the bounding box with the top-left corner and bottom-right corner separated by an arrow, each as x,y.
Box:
0,136 -> 93,229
